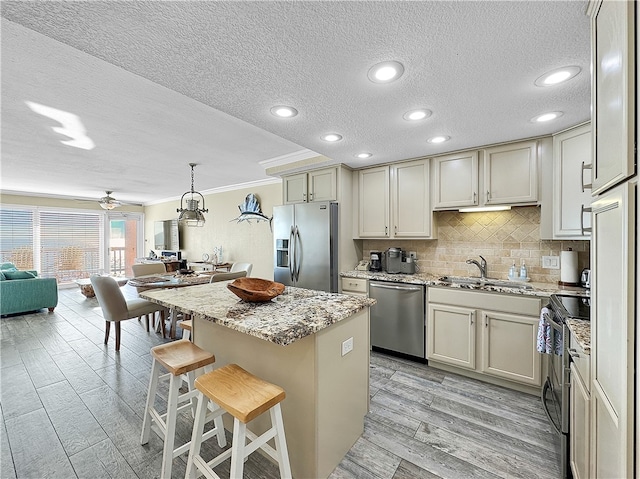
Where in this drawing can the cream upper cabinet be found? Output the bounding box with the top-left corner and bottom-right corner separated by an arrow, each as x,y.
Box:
591,0 -> 636,196
433,140 -> 538,210
358,159 -> 433,239
358,166 -> 389,237
433,151 -> 479,209
484,141 -> 538,205
427,287 -> 542,390
283,167 -> 337,204
552,123 -> 593,239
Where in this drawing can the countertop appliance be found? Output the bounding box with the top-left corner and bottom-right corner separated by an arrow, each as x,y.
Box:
384,247 -> 416,274
369,251 -> 382,272
273,202 -> 338,293
580,268 -> 591,289
368,280 -> 425,362
541,293 -> 591,479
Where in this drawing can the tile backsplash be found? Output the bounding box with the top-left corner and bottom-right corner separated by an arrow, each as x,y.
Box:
363,206 -> 590,284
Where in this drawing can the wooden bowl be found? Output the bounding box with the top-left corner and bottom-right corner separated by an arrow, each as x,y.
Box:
227,277 -> 285,302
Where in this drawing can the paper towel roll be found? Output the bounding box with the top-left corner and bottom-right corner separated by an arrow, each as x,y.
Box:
560,250 -> 579,284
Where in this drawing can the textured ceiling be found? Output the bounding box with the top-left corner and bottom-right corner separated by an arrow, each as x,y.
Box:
1,1 -> 591,206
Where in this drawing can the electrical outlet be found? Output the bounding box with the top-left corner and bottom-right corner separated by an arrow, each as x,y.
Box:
409,251 -> 417,260
341,337 -> 354,356
542,255 -> 560,269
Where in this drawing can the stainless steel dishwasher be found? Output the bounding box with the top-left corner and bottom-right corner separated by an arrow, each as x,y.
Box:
368,280 -> 426,362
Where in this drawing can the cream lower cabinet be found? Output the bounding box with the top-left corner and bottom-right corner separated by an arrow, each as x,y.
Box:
358,159 -> 433,238
341,277 -> 367,297
569,335 -> 590,479
427,288 -> 542,389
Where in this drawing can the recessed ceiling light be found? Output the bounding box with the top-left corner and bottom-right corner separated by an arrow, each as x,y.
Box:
367,61 -> 405,83
427,135 -> 450,144
356,152 -> 372,159
531,111 -> 563,123
270,105 -> 298,118
321,133 -> 343,142
534,66 -> 581,86
403,109 -> 432,121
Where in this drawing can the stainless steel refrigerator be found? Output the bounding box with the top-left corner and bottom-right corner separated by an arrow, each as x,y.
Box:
273,202 -> 338,292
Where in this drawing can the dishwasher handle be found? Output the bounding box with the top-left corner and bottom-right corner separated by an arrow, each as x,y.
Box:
369,282 -> 423,292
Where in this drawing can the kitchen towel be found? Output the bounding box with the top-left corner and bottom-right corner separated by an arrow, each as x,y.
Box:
560,250 -> 579,284
537,307 -> 563,355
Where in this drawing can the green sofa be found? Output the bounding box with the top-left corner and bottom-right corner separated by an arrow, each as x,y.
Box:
0,262 -> 58,316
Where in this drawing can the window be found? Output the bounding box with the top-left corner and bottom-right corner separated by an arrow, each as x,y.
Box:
0,208 -> 34,269
0,206 -> 141,285
39,210 -> 103,282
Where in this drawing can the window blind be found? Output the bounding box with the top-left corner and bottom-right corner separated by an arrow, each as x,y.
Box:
39,211 -> 103,280
0,208 -> 34,269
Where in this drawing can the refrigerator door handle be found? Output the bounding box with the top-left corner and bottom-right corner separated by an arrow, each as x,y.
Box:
289,226 -> 295,281
294,226 -> 301,281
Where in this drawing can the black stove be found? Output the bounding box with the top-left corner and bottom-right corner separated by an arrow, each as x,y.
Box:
550,293 -> 591,321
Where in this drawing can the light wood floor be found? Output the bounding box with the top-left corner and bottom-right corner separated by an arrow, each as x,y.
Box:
1,286 -> 560,479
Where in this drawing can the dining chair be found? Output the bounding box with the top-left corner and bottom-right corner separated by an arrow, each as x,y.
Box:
209,271 -> 247,283
132,262 -> 167,277
90,275 -> 168,351
230,262 -> 253,277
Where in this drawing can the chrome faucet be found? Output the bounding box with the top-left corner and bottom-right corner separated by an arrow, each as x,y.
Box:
466,255 -> 488,279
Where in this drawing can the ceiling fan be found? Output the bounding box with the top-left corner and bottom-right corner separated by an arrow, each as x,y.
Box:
98,191 -> 123,210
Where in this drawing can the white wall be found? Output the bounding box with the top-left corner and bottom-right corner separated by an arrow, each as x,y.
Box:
144,182 -> 281,279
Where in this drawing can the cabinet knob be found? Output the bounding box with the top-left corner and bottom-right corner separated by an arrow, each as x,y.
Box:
568,348 -> 580,358
473,191 -> 477,204
469,311 -> 474,324
486,191 -> 490,203
309,192 -> 313,201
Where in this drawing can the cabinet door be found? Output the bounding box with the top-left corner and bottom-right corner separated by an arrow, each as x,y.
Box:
590,181 -> 635,478
484,141 -> 538,205
480,311 -> 541,386
570,363 -> 591,479
309,168 -> 337,203
391,159 -> 431,237
283,173 -> 308,204
427,304 -> 476,370
553,124 -> 593,238
433,152 -> 478,209
358,166 -> 389,237
591,0 -> 635,195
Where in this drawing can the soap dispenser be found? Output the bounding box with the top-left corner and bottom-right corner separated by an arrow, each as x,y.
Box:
508,261 -> 517,280
519,260 -> 528,280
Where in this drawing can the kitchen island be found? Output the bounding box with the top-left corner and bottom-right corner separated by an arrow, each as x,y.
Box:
140,282 -> 375,479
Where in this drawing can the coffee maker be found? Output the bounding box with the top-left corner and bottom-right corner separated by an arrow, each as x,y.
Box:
384,247 -> 416,274
369,251 -> 382,272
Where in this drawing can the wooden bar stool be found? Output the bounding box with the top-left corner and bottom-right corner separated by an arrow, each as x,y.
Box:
178,318 -> 192,340
185,364 -> 292,479
140,340 -> 226,479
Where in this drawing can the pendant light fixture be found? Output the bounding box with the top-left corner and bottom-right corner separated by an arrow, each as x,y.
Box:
177,163 -> 208,227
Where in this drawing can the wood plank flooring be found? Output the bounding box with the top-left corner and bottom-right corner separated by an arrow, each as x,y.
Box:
0,286 -> 560,478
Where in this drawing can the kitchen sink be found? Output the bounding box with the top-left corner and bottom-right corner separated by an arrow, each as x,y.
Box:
438,276 -> 533,290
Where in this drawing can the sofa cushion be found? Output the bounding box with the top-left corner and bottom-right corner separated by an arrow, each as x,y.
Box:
0,262 -> 16,270
4,270 -> 37,280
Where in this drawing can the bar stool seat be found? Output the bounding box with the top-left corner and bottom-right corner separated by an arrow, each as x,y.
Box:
140,340 -> 226,479
186,364 -> 291,479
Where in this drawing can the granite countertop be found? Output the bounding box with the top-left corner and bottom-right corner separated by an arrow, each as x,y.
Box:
565,318 -> 591,353
341,270 -> 589,298
140,282 -> 376,346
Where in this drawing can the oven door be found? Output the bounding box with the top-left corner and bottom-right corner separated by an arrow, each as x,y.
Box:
541,309 -> 565,435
